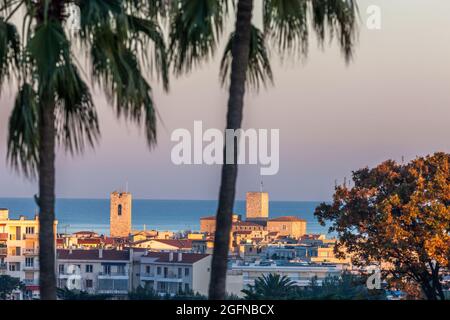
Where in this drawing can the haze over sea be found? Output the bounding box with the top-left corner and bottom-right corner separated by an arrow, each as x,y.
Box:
0,198 -> 330,236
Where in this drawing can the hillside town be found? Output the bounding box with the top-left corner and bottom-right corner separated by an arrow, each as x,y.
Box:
1,191 -> 448,300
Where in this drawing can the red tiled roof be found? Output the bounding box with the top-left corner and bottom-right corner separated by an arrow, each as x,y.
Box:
200,216 -> 216,220
152,239 -> 193,249
57,249 -> 129,261
269,216 -> 306,222
74,231 -> 97,235
144,252 -> 209,264
234,231 -> 252,235
233,221 -> 262,227
78,238 -> 101,245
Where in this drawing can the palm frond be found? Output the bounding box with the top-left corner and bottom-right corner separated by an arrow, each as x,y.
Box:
90,26 -> 157,147
168,0 -> 228,75
0,17 -> 20,90
127,15 -> 169,91
310,0 -> 359,62
7,82 -> 39,178
53,61 -> 100,155
220,25 -> 273,91
263,0 -> 309,57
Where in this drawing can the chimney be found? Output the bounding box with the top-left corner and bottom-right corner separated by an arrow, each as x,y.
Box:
99,248 -> 103,259
169,252 -> 174,262
178,252 -> 182,262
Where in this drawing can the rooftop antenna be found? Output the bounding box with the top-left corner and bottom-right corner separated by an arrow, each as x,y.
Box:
260,177 -> 264,192
125,181 -> 129,193
401,155 -> 405,164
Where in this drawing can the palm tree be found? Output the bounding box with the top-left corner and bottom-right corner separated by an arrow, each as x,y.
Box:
0,0 -> 168,299
242,273 -> 297,300
167,0 -> 358,299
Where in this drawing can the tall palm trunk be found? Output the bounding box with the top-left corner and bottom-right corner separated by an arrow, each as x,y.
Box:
38,102 -> 57,300
209,0 -> 254,300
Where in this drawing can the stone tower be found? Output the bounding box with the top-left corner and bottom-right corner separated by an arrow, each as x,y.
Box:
110,191 -> 132,238
246,192 -> 269,221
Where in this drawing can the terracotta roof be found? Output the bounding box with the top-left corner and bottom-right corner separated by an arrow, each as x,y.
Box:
152,239 -> 193,249
78,238 -> 101,245
74,231 -> 97,235
269,216 -> 306,222
233,221 -> 263,227
57,249 -> 129,261
143,252 -> 209,264
200,216 -> 216,220
234,231 -> 252,235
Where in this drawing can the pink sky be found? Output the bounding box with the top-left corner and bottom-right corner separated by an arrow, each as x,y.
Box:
0,0 -> 449,201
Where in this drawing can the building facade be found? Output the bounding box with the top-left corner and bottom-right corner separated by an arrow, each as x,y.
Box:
138,252 -> 211,296
0,209 -> 57,299
57,249 -> 131,296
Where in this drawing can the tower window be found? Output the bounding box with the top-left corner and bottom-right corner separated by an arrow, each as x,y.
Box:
118,204 -> 122,216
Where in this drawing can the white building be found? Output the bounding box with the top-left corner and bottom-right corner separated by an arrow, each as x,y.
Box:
227,261 -> 344,297
56,249 -> 131,297
137,251 -> 211,296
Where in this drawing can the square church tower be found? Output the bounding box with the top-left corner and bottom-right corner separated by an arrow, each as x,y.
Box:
110,191 -> 132,238
246,192 -> 269,221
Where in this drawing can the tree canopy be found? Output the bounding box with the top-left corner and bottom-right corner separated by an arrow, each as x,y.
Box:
315,152 -> 450,300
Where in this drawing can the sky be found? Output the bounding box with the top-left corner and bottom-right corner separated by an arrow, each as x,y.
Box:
0,0 -> 449,201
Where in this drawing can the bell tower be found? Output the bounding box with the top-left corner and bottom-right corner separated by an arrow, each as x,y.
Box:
110,191 -> 132,238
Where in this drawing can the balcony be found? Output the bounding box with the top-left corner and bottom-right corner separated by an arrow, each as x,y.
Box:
0,247 -> 7,256
0,263 -> 6,270
140,272 -> 183,282
23,248 -> 39,256
0,233 -> 7,241
98,271 -> 128,280
23,233 -> 38,240
23,264 -> 39,271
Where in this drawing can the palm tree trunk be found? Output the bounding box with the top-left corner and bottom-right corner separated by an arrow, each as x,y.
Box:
38,102 -> 57,300
208,0 -> 253,300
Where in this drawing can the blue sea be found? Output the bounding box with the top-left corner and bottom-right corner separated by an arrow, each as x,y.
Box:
0,198 -> 330,236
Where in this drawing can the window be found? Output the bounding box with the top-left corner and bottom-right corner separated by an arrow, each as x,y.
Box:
9,263 -> 20,272
282,224 -> 287,230
85,264 -> 93,273
86,279 -> 93,288
184,283 -> 189,292
117,204 -> 122,216
59,264 -> 65,274
25,257 -> 34,267
184,268 -> 189,277
178,268 -> 182,278
25,227 -> 35,234
157,267 -> 161,275
145,266 -> 151,274
103,265 -> 111,275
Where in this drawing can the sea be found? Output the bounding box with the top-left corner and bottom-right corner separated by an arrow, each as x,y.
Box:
0,198 -> 331,237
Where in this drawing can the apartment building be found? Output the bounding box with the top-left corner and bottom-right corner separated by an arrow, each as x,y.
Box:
56,249 -> 131,297
137,252 -> 211,296
0,208 -> 57,299
227,261 -> 344,297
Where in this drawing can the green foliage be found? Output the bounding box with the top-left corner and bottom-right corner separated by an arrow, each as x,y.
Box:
296,274 -> 386,300
128,285 -> 160,300
0,0 -> 170,177
168,0 -> 228,75
168,0 -> 359,89
242,273 -> 297,300
241,273 -> 386,300
220,25 -> 273,91
56,287 -> 112,300
0,275 -> 24,300
0,18 -> 20,89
